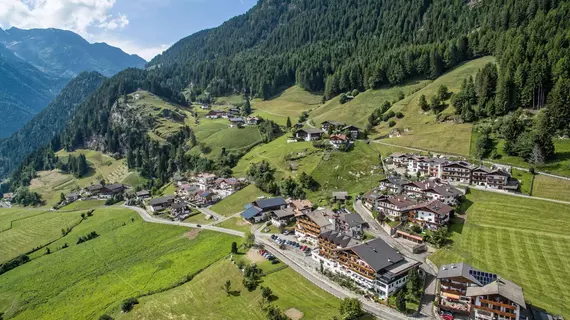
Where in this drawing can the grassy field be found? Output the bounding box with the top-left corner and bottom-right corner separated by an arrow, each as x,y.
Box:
60,199 -> 106,210
512,169 -> 533,195
311,80 -> 430,128
372,57 -> 496,156
251,86 -> 322,126
430,190 -> 570,318
216,217 -> 253,233
210,185 -> 269,216
119,259 -> 341,320
308,142 -> 384,202
183,211 -> 214,225
190,125 -> 263,158
0,207 -> 237,320
0,209 -> 83,263
531,174 -> 570,202
30,149 -> 145,206
233,135 -> 324,180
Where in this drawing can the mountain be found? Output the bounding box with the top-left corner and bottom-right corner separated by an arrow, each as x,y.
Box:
6,0 -> 570,186
0,44 -> 67,138
0,27 -> 146,78
0,72 -> 105,178
0,27 -> 146,138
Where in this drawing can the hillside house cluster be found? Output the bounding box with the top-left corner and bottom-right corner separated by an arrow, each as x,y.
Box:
388,153 -> 519,191
149,174 -> 246,219
294,121 -> 360,149
62,184 -> 128,204
437,262 -> 528,320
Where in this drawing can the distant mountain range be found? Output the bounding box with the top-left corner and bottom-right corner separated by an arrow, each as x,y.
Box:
0,27 -> 146,138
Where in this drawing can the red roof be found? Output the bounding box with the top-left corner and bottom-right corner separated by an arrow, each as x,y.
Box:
330,134 -> 348,141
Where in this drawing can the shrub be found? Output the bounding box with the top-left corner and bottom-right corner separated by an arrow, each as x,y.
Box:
388,120 -> 397,127
121,297 -> 139,313
396,112 -> 404,119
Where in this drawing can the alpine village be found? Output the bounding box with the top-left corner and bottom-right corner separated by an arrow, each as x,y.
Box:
0,1 -> 570,320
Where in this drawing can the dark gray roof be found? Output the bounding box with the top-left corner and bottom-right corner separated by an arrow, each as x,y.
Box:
436,262 -> 483,286
149,195 -> 175,206
229,117 -> 244,122
87,184 -> 103,191
383,176 -> 410,186
322,121 -> 345,126
320,230 -> 358,248
136,190 -> 150,196
105,183 -> 125,191
306,209 -> 333,228
339,213 -> 365,227
254,197 -> 287,209
351,238 -> 404,272
466,277 -> 526,308
171,203 -> 186,210
297,128 -> 323,134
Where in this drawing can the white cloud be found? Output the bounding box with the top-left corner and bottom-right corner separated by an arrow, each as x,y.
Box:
0,0 -> 128,35
0,0 -> 163,60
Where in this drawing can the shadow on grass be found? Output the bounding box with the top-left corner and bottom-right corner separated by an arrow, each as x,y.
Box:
458,198 -> 473,213
229,290 -> 241,297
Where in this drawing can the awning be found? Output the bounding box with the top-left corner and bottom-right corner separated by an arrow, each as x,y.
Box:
443,292 -> 461,300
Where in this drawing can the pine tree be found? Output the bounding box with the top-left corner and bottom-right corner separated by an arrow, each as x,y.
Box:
286,117 -> 292,129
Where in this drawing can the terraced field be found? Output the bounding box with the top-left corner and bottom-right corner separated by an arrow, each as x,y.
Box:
0,209 -> 83,263
430,190 -> 570,318
0,207 -> 237,320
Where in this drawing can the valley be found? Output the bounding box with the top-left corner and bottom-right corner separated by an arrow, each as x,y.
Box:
1,0 -> 570,319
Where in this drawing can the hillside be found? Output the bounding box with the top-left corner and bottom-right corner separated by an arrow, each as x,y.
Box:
0,27 -> 146,138
0,72 -> 106,178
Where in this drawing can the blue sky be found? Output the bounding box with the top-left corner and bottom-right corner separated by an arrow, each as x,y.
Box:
0,0 -> 258,60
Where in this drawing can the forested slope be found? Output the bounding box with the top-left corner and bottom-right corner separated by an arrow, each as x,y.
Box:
4,0 -> 570,194
0,72 -> 105,177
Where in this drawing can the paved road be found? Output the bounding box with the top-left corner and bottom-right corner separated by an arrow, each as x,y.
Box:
196,206 -> 225,221
372,140 -> 570,181
257,235 -> 424,320
123,205 -> 244,237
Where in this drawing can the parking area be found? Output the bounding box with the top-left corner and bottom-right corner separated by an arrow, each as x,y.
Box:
270,234 -> 312,256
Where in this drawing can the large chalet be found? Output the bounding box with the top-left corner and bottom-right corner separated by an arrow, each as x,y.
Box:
315,234 -> 421,299
437,262 -> 527,320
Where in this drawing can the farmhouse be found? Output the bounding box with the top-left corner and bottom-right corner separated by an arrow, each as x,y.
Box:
229,117 -> 244,127
200,104 -> 210,110
246,116 -> 260,125
342,125 -> 361,139
205,110 -> 226,119
149,195 -> 176,212
269,207 -> 296,227
321,120 -> 345,132
86,184 -> 104,196
375,195 -> 416,221
135,190 -> 151,200
437,262 -> 527,320
99,183 -> 126,199
442,161 -> 475,183
242,197 -> 288,223
213,178 -> 243,197
329,134 -> 349,148
170,202 -> 190,219
407,200 -> 453,231
314,235 -> 421,299
65,192 -> 80,202
1,192 -> 13,202
389,153 -> 412,167
379,176 -> 411,194
295,128 -> 323,141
